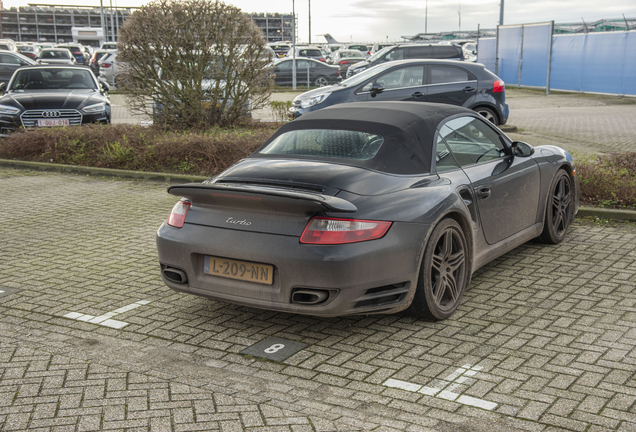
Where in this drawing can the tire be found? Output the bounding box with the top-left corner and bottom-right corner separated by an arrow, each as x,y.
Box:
314,76 -> 329,87
475,107 -> 499,126
408,218 -> 470,321
538,170 -> 574,244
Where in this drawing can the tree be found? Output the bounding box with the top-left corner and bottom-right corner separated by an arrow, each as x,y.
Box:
117,0 -> 273,128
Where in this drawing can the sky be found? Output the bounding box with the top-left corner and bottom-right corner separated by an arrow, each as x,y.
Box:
4,0 -> 636,43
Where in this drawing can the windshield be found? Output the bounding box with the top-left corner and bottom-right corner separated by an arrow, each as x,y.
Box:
366,45 -> 395,63
338,62 -> 394,87
41,50 -> 71,59
10,68 -> 97,90
260,129 -> 384,160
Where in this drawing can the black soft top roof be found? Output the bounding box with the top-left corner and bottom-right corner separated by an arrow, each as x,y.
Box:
254,102 -> 476,175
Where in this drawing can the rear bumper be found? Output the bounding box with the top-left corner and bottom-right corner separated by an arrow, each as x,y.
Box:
156,221 -> 431,317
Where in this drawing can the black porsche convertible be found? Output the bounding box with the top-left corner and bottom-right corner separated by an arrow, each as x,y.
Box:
156,102 -> 579,320
0,65 -> 110,135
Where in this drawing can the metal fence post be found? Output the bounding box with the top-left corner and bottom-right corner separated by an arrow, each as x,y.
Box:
518,25 -> 524,88
546,20 -> 554,95
495,25 -> 500,76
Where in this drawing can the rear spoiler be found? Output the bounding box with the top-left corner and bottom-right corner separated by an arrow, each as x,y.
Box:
168,183 -> 357,213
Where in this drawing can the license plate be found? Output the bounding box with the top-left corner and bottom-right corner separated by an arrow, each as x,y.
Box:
204,256 -> 274,285
36,119 -> 70,127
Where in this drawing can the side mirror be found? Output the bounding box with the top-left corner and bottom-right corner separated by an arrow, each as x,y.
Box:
0,82 -> 6,93
100,81 -> 109,92
511,141 -> 535,157
370,82 -> 385,97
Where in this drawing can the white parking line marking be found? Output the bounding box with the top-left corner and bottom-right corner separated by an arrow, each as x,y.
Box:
384,378 -> 422,392
63,300 -> 150,328
384,364 -> 498,411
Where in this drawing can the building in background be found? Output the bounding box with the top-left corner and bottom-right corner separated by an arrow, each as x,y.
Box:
0,5 -> 294,47
250,13 -> 295,43
0,4 -> 130,46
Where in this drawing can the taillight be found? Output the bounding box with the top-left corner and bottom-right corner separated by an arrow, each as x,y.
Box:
99,63 -> 111,68
339,60 -> 350,65
167,198 -> 191,228
300,217 -> 392,245
493,80 -> 504,93
319,58 -> 326,62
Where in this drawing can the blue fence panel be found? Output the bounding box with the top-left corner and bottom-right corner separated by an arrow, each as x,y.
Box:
476,37 -> 496,73
551,31 -> 636,95
496,26 -> 522,85
520,24 -> 551,87
623,32 -> 636,95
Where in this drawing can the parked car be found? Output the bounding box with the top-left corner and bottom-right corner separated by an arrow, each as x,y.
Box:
55,44 -> 86,65
370,43 -> 397,55
289,59 -> 509,125
90,49 -> 111,76
268,42 -> 291,58
82,45 -> 94,62
98,52 -> 117,86
100,42 -> 118,50
17,44 -> 40,60
272,58 -> 339,87
326,49 -> 366,76
0,50 -> 36,84
37,48 -> 76,65
0,41 -> 17,52
346,43 -> 464,77
35,43 -> 54,51
463,42 -> 477,62
343,43 -> 370,56
284,46 -> 326,62
0,65 -> 110,136
156,101 -> 579,320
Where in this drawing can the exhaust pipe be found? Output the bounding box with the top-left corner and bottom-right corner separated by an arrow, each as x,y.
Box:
162,267 -> 187,284
291,289 -> 329,305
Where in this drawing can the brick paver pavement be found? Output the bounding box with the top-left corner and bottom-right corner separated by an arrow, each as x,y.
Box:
505,89 -> 636,155
1,167 -> 636,431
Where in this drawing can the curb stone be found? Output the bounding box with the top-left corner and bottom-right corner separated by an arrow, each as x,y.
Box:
0,158 -> 208,183
2,158 -> 635,221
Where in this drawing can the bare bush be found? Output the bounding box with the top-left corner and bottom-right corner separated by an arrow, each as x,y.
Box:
117,0 -> 273,128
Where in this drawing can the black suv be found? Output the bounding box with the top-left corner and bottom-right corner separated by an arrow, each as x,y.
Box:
346,44 -> 464,77
289,59 -> 509,126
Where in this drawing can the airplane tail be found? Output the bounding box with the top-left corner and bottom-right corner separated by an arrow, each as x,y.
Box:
319,33 -> 340,44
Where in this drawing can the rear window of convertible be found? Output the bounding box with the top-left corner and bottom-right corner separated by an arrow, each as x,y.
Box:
259,129 -> 384,160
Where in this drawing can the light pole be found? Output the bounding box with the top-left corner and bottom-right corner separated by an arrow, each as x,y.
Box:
499,0 -> 504,26
308,0 -> 311,44
425,0 -> 428,34
109,0 -> 115,42
292,0 -> 296,90
99,0 -> 106,45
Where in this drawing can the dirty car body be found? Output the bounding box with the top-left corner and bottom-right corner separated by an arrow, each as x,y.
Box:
156,102 -> 579,320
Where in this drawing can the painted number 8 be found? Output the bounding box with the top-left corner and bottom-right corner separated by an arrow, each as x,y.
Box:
264,343 -> 285,354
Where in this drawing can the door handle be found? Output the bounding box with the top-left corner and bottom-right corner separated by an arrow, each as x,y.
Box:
463,86 -> 476,92
412,91 -> 423,98
476,187 -> 491,198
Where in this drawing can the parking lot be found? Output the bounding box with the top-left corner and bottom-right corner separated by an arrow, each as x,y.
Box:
1,90 -> 636,432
